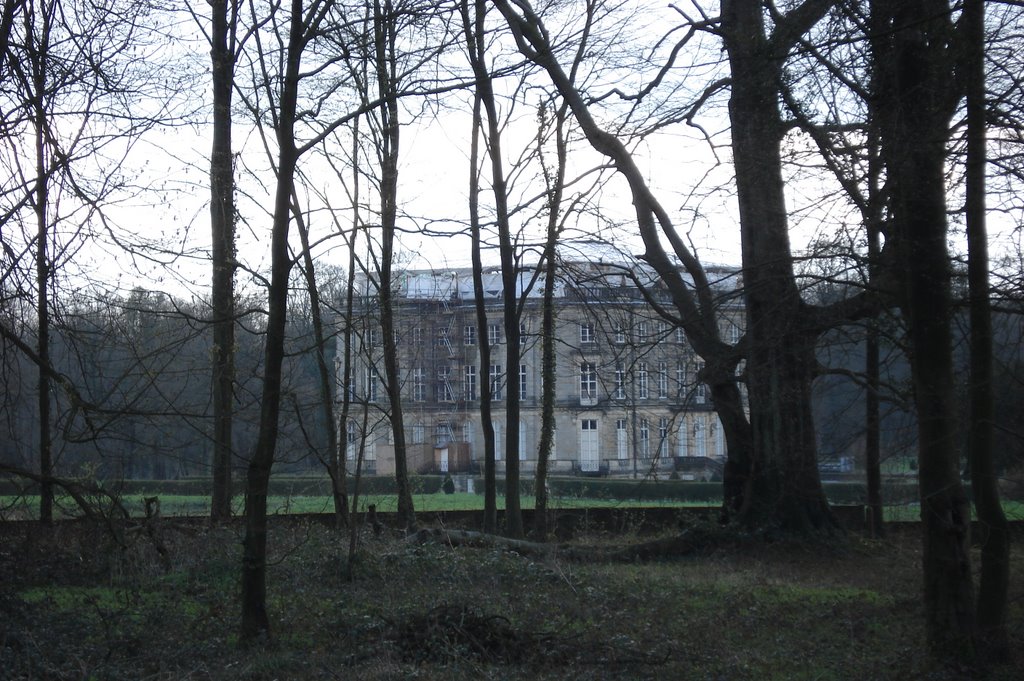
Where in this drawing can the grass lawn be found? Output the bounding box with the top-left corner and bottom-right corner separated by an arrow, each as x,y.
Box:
0,518 -> 1020,680
3,491 -> 1023,523
1,490 -> 1022,524
0,491 -> 723,520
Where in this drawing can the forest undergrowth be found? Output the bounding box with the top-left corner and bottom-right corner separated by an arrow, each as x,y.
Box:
1,518 -> 1021,680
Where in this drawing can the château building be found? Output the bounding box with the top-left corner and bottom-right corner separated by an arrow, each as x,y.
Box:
336,261 -> 745,479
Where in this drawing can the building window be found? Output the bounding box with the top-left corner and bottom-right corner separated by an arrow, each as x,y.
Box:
519,364 -> 528,400
694,360 -> 706,403
412,424 -> 425,444
464,365 -> 477,400
722,321 -> 741,345
438,366 -> 454,402
637,362 -> 649,399
488,323 -> 502,346
639,418 -> 650,458
616,418 -> 628,460
436,421 -> 453,446
346,420 -> 358,460
580,362 -> 597,402
366,367 -> 379,402
520,322 -> 528,338
464,324 -> 476,345
636,321 -> 647,343
519,421 -> 527,460
412,367 -> 425,402
368,328 -> 380,346
462,421 -> 473,444
713,419 -> 725,458
676,420 -> 688,458
493,420 -> 502,460
489,364 -> 503,400
580,322 -> 595,344
676,326 -> 686,344
658,362 -> 668,398
437,325 -> 451,347
676,362 -> 686,397
614,362 -> 626,399
694,418 -> 706,457
412,326 -> 424,345
580,419 -> 599,472
614,323 -> 627,345
658,417 -> 669,456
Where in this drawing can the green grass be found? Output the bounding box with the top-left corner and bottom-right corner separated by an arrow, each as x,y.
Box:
3,492 -> 1023,521
0,491 -> 717,519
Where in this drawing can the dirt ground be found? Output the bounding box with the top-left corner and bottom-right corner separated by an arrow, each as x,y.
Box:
1,517 -> 1021,680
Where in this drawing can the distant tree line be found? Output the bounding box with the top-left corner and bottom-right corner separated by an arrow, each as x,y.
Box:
0,283 -> 338,482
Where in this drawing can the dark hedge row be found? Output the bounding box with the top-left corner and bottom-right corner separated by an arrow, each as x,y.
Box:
0,474 -> 920,505
0,475 -> 442,497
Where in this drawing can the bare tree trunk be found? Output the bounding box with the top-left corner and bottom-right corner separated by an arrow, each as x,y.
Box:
330,132 -> 365,530
871,0 -> 975,657
865,131 -> 884,538
292,200 -> 345,528
462,0 -> 496,533
29,1 -> 53,525
331,224 -> 359,529
964,0 -> 1008,659
532,245 -> 556,539
532,102 -> 566,541
209,0 -> 237,522
346,405 -> 371,575
864,306 -> 883,537
462,0 -> 523,537
240,0 -> 305,644
373,0 -> 414,532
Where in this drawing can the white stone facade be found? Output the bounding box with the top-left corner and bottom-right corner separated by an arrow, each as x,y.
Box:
337,262 -> 744,478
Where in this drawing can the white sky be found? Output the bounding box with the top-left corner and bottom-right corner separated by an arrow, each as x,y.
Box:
23,0 -> 1020,306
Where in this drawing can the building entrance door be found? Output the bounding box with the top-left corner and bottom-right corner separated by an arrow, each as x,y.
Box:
580,419 -> 599,472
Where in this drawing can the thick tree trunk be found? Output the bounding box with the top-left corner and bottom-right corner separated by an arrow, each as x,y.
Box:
722,0 -> 837,533
871,0 -> 975,657
710,380 -> 752,521
209,0 -> 236,522
964,0 -> 1009,659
